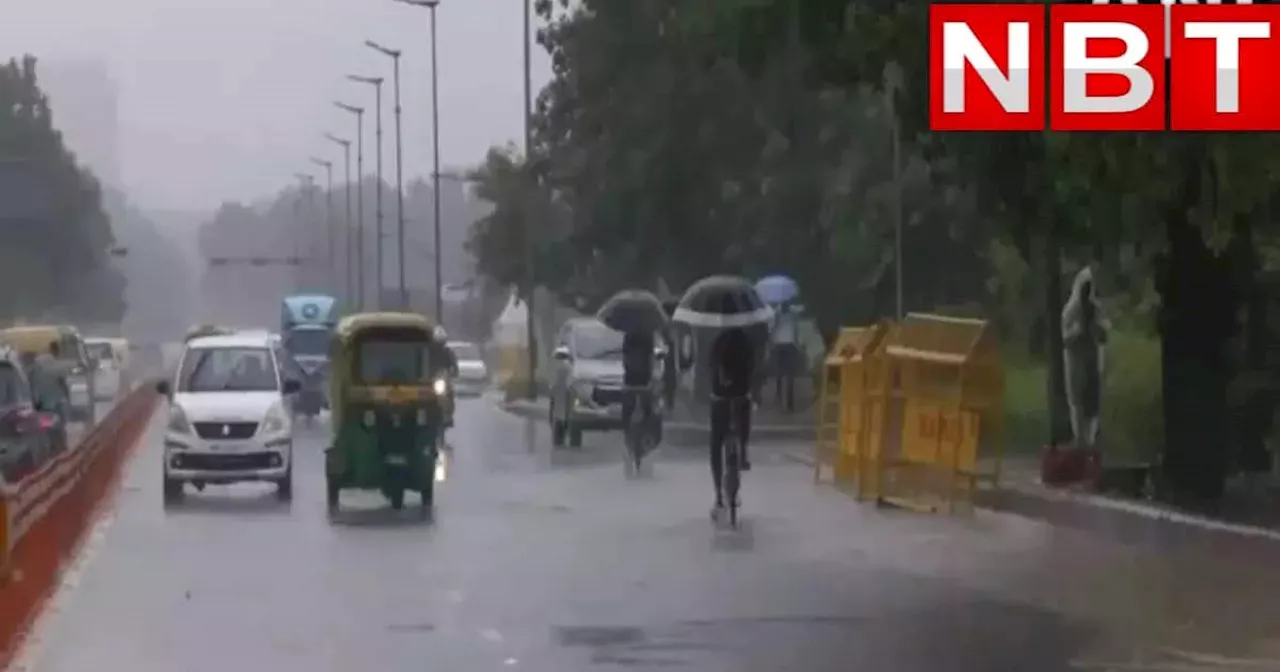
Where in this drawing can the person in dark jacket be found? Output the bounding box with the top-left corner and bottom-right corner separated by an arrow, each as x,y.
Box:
621,331 -> 656,440
708,327 -> 755,510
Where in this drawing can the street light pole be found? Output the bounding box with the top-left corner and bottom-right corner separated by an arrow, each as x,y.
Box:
367,39 -> 406,310
324,133 -> 353,307
335,102 -> 366,310
309,157 -> 335,294
349,74 -> 385,309
522,0 -> 537,399
396,0 -> 444,323
292,173 -> 315,290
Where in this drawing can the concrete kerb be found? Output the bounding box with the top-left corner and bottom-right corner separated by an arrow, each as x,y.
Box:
497,397 -> 816,447
779,447 -> 1280,542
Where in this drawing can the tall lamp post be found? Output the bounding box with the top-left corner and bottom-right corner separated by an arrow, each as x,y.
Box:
334,101 -> 366,310
520,0 -> 537,398
366,39 -> 407,310
309,157 -> 336,294
348,74 -> 385,308
292,173 -> 315,289
396,0 -> 444,323
323,133 -> 354,307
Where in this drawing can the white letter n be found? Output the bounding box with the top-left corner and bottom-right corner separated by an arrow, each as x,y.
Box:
943,22 -> 1031,114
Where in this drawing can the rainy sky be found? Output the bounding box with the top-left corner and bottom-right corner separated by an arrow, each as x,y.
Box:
0,0 -> 552,211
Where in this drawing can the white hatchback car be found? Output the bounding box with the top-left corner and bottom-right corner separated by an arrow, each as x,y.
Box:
446,340 -> 488,396
157,332 -> 301,503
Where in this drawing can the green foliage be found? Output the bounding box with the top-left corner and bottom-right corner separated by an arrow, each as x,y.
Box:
0,55 -> 125,324
1004,330 -> 1162,464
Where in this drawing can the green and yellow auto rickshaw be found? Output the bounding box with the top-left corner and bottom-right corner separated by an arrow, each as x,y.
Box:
325,312 -> 452,514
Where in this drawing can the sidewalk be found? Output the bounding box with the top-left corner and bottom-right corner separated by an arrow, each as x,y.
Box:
497,394 -> 816,446
779,445 -> 1280,546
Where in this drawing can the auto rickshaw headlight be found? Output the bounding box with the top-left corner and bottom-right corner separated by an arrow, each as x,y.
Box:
432,378 -> 448,396
363,410 -> 376,427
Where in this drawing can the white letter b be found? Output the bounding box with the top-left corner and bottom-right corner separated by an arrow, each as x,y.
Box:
1062,22 -> 1153,114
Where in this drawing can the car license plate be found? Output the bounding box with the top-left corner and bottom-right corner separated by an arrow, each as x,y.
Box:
385,454 -> 407,465
210,444 -> 234,452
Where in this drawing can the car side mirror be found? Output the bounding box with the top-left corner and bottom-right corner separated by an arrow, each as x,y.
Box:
283,379 -> 302,395
552,346 -> 571,361
155,380 -> 171,396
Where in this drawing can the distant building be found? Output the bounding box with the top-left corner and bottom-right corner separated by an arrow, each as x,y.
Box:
37,60 -> 122,188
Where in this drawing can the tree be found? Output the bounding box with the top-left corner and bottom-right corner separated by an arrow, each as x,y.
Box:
0,55 -> 126,324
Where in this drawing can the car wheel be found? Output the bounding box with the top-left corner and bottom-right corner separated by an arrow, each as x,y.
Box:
163,475 -> 184,504
549,401 -> 567,447
276,461 -> 293,501
568,423 -> 583,448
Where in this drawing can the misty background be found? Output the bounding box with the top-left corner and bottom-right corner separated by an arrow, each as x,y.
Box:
2,0 -> 551,339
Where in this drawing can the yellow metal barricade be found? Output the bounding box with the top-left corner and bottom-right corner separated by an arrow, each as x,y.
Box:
872,313 -> 1004,513
814,323 -> 889,497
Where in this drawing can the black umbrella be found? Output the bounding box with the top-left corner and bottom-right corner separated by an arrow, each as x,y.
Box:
596,289 -> 669,334
672,275 -> 774,329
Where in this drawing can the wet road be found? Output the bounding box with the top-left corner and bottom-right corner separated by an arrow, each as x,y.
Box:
12,395 -> 1280,671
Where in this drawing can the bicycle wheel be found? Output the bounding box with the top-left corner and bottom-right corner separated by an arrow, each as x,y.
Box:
723,433 -> 740,527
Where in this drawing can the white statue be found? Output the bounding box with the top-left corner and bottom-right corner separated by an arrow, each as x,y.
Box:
1062,266 -> 1109,450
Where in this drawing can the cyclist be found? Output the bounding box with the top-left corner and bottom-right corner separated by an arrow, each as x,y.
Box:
620,330 -> 657,449
708,327 -> 755,512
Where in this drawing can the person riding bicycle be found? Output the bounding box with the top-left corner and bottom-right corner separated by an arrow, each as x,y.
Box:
620,330 -> 657,442
709,327 -> 755,510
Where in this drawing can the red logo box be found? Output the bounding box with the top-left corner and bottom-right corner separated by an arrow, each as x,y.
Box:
1049,4 -> 1165,131
1170,5 -> 1280,131
929,3 -> 1280,131
929,3 -> 1045,131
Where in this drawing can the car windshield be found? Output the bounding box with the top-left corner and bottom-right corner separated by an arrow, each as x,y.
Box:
0,362 -> 30,406
177,347 -> 277,392
574,323 -> 625,359
285,328 -> 330,357
448,342 -> 481,361
86,343 -> 112,361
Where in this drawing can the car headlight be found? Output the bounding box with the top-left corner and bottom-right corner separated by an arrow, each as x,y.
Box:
432,378 -> 448,396
261,402 -> 289,434
167,405 -> 193,434
570,379 -> 594,402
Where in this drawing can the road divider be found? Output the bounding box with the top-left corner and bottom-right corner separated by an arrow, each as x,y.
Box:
0,383 -> 160,668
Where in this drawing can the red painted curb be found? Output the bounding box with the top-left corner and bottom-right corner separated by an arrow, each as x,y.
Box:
0,386 -> 160,670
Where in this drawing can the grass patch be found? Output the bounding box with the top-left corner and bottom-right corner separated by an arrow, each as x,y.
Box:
1002,329 -> 1162,464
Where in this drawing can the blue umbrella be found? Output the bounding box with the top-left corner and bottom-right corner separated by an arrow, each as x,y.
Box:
755,275 -> 800,305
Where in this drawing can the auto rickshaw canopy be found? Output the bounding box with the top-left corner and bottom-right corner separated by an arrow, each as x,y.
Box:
330,312 -> 445,418
333,311 -> 439,342
0,325 -> 77,356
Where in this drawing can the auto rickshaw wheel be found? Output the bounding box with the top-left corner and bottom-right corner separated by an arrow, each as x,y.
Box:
419,478 -> 434,516
388,487 -> 406,510
325,476 -> 340,511
568,424 -> 583,448
549,401 -> 566,446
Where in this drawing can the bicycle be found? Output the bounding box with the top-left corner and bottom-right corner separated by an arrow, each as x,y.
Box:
622,384 -> 658,476
710,393 -> 746,528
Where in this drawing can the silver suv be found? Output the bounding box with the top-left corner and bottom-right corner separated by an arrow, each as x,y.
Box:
547,318 -> 629,447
